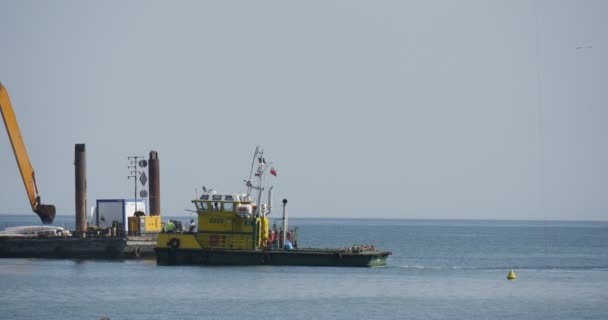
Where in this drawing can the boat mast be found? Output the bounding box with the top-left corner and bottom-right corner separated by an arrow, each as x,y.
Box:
245,146 -> 274,218
255,160 -> 264,217
246,146 -> 260,196
246,146 -> 264,217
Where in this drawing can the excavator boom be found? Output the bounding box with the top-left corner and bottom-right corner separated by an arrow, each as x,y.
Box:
0,83 -> 55,224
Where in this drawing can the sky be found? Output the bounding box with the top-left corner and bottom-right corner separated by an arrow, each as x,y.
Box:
0,0 -> 606,221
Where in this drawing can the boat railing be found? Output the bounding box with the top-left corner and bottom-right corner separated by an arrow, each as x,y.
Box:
341,244 -> 377,253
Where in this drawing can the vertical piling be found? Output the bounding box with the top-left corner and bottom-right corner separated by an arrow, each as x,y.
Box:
75,144 -> 87,233
149,150 -> 160,216
282,199 -> 288,248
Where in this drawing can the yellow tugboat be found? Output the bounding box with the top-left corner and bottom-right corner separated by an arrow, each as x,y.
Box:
155,147 -> 391,267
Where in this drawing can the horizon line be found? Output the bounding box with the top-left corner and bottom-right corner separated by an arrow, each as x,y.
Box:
1,213 -> 607,223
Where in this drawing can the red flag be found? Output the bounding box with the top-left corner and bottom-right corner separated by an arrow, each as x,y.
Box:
270,167 -> 277,176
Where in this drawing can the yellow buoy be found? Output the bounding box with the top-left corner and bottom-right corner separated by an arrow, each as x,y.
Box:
507,270 -> 516,280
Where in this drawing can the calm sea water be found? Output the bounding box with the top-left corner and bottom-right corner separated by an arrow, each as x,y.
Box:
1,214 -> 607,320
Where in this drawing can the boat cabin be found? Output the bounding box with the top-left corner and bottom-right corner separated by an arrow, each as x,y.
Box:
190,192 -> 268,250
193,193 -> 257,216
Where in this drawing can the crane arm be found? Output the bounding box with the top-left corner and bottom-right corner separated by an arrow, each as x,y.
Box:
0,83 -> 55,224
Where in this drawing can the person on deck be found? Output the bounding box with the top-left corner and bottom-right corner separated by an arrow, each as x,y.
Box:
268,229 -> 276,248
166,220 -> 175,233
189,219 -> 196,233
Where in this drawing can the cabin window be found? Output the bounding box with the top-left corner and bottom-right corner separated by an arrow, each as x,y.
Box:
197,202 -> 209,211
201,195 -> 209,200
212,195 -> 222,201
224,202 -> 234,212
209,217 -> 224,224
225,195 -> 234,201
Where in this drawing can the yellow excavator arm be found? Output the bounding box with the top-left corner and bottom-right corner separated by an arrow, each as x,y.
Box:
0,83 -> 55,224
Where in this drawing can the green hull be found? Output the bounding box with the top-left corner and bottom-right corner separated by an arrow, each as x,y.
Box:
155,247 -> 391,267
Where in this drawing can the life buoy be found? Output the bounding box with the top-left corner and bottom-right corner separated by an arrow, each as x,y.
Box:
260,252 -> 271,264
167,238 -> 180,249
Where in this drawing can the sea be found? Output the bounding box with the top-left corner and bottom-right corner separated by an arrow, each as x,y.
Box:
0,214 -> 607,320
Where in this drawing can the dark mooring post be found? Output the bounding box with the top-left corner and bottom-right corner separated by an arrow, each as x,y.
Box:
149,150 -> 160,216
75,144 -> 87,234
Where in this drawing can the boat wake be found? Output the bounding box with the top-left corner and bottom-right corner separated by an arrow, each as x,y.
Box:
395,265 -> 608,271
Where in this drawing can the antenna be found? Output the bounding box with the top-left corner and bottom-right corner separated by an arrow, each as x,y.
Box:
243,146 -> 277,217
247,146 -> 260,195
128,155 -> 146,214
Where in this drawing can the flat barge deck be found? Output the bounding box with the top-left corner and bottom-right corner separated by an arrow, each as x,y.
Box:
0,235 -> 156,259
156,247 -> 391,267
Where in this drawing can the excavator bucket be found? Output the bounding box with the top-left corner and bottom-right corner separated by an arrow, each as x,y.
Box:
34,204 -> 56,224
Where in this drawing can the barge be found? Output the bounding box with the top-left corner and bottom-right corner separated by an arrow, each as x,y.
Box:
155,147 -> 391,267
156,246 -> 390,267
0,226 -> 156,259
0,236 -> 156,259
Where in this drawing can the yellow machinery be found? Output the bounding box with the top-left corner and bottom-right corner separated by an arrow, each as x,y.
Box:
0,83 -> 55,224
157,194 -> 269,251
128,215 -> 162,235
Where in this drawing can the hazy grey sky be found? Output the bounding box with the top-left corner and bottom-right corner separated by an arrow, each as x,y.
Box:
1,1 -> 606,220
